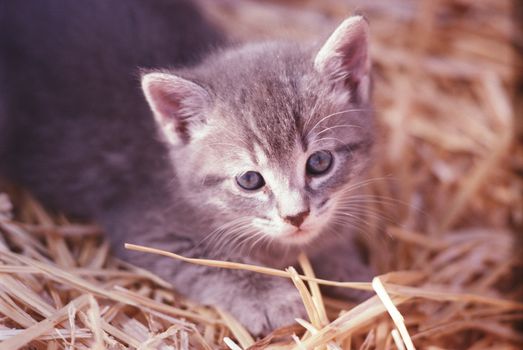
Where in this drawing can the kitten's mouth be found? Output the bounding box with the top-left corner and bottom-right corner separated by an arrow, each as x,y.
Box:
290,229 -> 307,236
280,228 -> 316,245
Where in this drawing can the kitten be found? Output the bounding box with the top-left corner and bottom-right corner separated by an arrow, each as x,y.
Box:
0,1 -> 374,335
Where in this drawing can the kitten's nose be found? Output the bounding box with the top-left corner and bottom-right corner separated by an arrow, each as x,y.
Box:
285,209 -> 310,228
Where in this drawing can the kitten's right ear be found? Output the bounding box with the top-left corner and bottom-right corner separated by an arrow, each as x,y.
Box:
141,72 -> 210,145
314,16 -> 371,103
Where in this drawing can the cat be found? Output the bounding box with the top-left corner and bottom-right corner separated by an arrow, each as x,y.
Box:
0,0 -> 374,335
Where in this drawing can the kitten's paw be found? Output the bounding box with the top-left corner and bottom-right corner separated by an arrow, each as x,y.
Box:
226,281 -> 306,336
317,259 -> 375,302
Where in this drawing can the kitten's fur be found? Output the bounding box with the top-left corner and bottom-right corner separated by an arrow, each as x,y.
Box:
1,1 -> 374,335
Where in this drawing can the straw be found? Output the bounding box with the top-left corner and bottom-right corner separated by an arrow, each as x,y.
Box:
0,0 -> 521,348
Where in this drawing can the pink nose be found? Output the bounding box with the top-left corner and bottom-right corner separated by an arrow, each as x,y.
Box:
284,210 -> 310,228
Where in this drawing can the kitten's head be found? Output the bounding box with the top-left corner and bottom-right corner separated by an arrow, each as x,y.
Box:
142,16 -> 374,246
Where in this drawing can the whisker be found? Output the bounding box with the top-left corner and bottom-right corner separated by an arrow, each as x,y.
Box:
228,229 -> 259,254
334,206 -> 396,224
302,94 -> 325,131
314,124 -> 361,137
330,217 -> 371,235
337,194 -> 425,216
339,194 -> 416,206
305,108 -> 371,138
205,142 -> 242,149
324,226 -> 348,241
216,231 -> 253,257
334,211 -> 373,227
309,137 -> 348,147
198,217 -> 252,251
247,233 -> 270,255
338,176 -> 393,194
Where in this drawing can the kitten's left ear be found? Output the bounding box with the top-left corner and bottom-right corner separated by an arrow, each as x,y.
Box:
141,72 -> 210,145
314,16 -> 371,103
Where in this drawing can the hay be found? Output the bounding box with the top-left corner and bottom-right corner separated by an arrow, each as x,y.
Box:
1,0 -> 522,348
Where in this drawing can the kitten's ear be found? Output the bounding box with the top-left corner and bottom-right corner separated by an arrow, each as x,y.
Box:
314,16 -> 371,103
141,72 -> 210,145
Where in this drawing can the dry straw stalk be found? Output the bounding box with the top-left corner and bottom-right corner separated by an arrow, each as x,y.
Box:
1,0 -> 522,348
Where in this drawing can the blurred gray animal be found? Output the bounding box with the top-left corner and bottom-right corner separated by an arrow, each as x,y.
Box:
0,0 -> 374,335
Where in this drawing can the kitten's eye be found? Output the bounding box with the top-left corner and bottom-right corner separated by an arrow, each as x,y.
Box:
236,171 -> 265,191
306,150 -> 333,175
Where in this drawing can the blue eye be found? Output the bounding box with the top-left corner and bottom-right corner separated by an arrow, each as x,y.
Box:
236,171 -> 265,191
306,150 -> 333,175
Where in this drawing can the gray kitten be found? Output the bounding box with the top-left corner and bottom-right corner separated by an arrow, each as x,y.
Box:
1,1 -> 374,335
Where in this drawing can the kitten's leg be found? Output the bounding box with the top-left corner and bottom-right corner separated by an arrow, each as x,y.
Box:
104,205 -> 306,336
310,236 -> 374,301
127,246 -> 306,336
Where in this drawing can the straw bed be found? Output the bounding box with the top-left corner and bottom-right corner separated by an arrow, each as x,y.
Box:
1,0 -> 522,348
